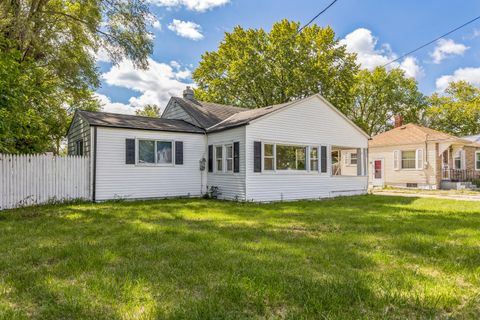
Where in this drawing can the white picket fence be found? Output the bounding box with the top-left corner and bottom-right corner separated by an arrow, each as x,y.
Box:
0,154 -> 90,210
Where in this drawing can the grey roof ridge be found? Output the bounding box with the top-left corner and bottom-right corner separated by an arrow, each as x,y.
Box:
206,100 -> 296,132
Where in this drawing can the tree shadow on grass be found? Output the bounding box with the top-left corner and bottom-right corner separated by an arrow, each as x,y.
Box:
0,195 -> 479,319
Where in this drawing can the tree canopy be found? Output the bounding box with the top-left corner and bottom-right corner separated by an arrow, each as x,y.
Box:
347,67 -> 427,136
193,19 -> 359,113
136,104 -> 161,117
425,81 -> 480,136
0,0 -> 154,153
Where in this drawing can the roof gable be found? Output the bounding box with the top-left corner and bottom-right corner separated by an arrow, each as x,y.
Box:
369,123 -> 459,147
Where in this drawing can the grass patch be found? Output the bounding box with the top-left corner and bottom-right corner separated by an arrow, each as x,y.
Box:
0,195 -> 480,319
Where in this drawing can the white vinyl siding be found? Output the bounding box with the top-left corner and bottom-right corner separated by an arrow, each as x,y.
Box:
207,126 -> 246,200
245,95 -> 368,202
95,127 -> 205,201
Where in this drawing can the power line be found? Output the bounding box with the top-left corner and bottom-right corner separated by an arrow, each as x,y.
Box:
297,0 -> 339,34
383,14 -> 480,67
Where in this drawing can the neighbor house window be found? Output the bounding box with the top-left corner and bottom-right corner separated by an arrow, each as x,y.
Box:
75,140 -> 83,156
401,150 -> 416,169
216,146 -> 223,171
454,150 -> 464,170
225,144 -> 233,172
276,145 -> 306,170
310,147 -> 319,171
476,152 -> 480,170
264,144 -> 274,170
138,139 -> 173,164
349,152 -> 357,165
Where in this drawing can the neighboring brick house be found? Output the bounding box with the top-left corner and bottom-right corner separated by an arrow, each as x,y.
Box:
368,123 -> 480,189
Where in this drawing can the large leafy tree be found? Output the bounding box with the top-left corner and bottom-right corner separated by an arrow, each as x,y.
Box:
192,19 -> 358,112
346,67 -> 427,136
0,0 -> 154,153
136,104 -> 161,117
425,81 -> 480,136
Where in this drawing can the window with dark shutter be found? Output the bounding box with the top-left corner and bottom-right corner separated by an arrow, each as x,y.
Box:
320,146 -> 327,173
233,142 -> 240,173
175,141 -> 183,165
208,145 -> 213,172
125,139 -> 135,164
254,141 -> 262,172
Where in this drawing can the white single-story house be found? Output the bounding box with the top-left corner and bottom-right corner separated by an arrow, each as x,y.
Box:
67,88 -> 369,202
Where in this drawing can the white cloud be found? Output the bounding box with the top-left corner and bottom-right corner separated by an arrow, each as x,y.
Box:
430,39 -> 468,64
152,19 -> 162,30
148,0 -> 229,11
340,28 -> 423,79
168,19 -> 203,40
95,93 -> 139,114
98,58 -> 192,114
435,67 -> 480,91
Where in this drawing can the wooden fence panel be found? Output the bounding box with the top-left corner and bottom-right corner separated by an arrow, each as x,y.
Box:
0,154 -> 90,210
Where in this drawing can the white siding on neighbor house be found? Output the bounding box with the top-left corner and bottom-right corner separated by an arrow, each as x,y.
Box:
368,142 -> 438,188
245,96 -> 368,202
95,127 -> 206,201
207,126 -> 246,200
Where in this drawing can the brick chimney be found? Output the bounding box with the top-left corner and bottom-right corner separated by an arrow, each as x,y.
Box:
394,113 -> 403,128
183,86 -> 194,100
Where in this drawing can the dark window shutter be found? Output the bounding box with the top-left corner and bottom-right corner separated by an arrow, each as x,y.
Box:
320,146 -> 327,173
233,142 -> 240,173
208,145 -> 213,172
125,139 -> 135,164
175,141 -> 183,165
254,141 -> 262,172
356,148 -> 362,176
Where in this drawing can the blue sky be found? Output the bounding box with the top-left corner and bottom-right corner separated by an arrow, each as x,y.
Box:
95,0 -> 480,114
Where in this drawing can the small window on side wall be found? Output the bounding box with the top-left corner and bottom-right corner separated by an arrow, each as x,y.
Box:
476,152 -> 480,170
216,146 -> 223,172
310,147 -> 319,171
349,152 -> 357,165
139,140 -> 155,164
264,144 -> 274,170
226,144 -> 233,172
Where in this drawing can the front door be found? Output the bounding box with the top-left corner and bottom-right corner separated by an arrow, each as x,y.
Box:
372,159 -> 384,187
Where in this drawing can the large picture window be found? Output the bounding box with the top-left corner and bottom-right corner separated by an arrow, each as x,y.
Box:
401,150 -> 416,169
138,139 -> 173,165
276,145 -> 306,170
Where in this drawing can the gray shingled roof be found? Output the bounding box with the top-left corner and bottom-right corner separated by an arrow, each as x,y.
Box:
206,101 -> 293,132
464,134 -> 480,143
77,110 -> 204,133
171,97 -> 248,128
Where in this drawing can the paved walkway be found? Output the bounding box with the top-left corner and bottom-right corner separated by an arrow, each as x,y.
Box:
372,190 -> 480,202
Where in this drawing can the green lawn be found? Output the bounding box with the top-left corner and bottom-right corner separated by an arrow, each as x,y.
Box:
1,196 -> 480,319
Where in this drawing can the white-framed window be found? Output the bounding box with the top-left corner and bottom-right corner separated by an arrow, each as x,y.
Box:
225,144 -> 233,172
476,151 -> 480,170
264,143 -> 275,170
349,152 -> 357,165
454,150 -> 465,170
310,147 -> 319,171
401,150 -> 416,169
276,144 -> 306,170
215,145 -> 223,172
138,139 -> 173,164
